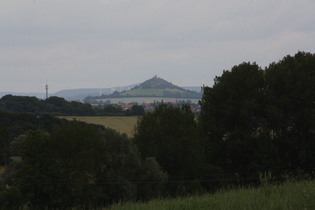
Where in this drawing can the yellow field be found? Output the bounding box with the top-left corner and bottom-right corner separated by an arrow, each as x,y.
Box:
59,116 -> 139,137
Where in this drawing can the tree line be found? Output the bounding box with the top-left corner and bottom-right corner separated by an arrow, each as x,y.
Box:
83,89 -> 202,104
0,95 -> 145,116
199,51 -> 315,180
0,119 -> 167,208
0,51 -> 314,208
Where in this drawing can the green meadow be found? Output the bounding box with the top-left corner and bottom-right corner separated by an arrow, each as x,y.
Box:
95,97 -> 200,104
109,179 -> 315,210
59,116 -> 138,137
120,88 -> 185,97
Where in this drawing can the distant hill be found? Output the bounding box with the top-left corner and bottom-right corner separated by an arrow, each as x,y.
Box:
134,76 -> 185,90
0,84 -> 138,101
120,76 -> 184,97
84,76 -> 202,103
182,86 -> 202,92
1,78 -> 202,101
53,88 -> 113,101
52,84 -> 139,101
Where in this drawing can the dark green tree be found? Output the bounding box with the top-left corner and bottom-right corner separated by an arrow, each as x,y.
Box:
0,95 -> 43,114
103,104 -> 124,115
0,123 -> 9,165
93,128 -> 141,205
136,157 -> 168,200
199,62 -> 279,179
3,123 -> 108,209
48,121 -> 106,208
265,51 -> 315,172
131,105 -> 145,116
0,95 -> 99,116
134,104 -> 208,193
1,121 -> 168,208
13,130 -> 59,208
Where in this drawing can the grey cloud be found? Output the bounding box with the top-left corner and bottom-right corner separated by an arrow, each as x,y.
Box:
1,0 -> 315,92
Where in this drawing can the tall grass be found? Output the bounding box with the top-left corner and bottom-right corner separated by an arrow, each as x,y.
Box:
109,179 -> 315,210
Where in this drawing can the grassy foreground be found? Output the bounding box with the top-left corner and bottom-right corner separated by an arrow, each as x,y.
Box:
109,179 -> 315,210
59,116 -> 138,137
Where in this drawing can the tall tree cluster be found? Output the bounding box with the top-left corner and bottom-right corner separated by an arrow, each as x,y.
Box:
134,104 -> 209,194
199,51 -> 315,180
0,95 -> 146,116
0,122 -> 167,209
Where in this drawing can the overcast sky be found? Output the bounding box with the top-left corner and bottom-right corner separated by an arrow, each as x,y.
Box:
1,0 -> 315,93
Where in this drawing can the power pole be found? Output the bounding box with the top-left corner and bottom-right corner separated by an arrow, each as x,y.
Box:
45,83 -> 48,99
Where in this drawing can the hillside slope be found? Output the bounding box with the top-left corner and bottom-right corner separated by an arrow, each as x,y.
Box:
134,76 -> 185,90
85,76 -> 201,102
